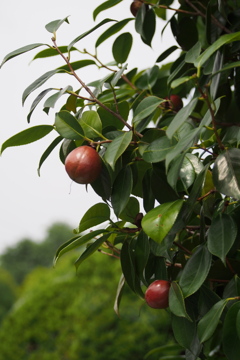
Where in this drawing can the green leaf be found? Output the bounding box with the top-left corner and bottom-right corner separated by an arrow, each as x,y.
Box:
198,299 -> 228,343
141,199 -> 184,244
55,111 -> 84,140
75,232 -> 112,271
45,16 -> 70,34
58,59 -> 96,72
98,101 -> 129,130
133,96 -> 163,125
77,203 -> 110,234
104,131 -> 132,169
179,245 -> 212,298
0,125 -> 54,154
156,45 -> 178,63
0,43 -> 46,68
95,18 -> 133,48
43,86 -> 73,109
27,88 -> 53,123
141,8 -> 156,47
93,0 -> 123,20
80,110 -> 103,140
166,97 -> 198,139
195,31 -> 240,72
54,229 -> 107,265
134,231 -> 150,284
169,282 -> 192,321
213,148 -> 240,200
111,165 -> 133,217
208,214 -> 238,264
111,64 -> 128,87
223,302 -> 240,360
118,197 -> 140,223
172,314 -> 197,351
114,274 -> 125,316
112,32 -> 133,64
68,18 -> 116,51
32,46 -> 76,60
142,136 -> 176,163
38,136 -> 63,176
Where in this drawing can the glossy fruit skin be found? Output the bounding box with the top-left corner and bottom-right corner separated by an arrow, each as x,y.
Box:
145,280 -> 171,309
164,95 -> 183,112
65,146 -> 102,184
130,0 -> 147,17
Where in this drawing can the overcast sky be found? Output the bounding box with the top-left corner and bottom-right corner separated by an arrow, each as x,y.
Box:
0,0 -> 178,254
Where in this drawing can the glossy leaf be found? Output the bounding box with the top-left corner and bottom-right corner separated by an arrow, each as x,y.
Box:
93,0 -> 123,20
156,45 -> 178,63
45,16 -> 69,33
68,18 -> 116,51
111,165 -> 133,217
43,86 -> 73,109
133,96 -> 163,125
223,302 -> 240,360
166,97 -> 198,139
169,282 -> 192,321
54,229 -> 108,265
80,110 -> 103,140
114,274 -> 125,316
98,101 -> 129,130
195,31 -> 240,71
77,203 -> 110,234
27,88 -> 53,123
0,125 -> 54,154
208,214 -> 237,264
172,314 -> 197,351
32,46 -> 76,60
104,131 -> 132,169
112,32 -> 133,64
75,232 -> 113,271
134,231 -> 150,284
141,199 -> 184,244
198,299 -> 228,343
143,136 -> 176,163
38,136 -> 63,176
95,18 -> 133,48
111,64 -> 128,87
179,245 -> 212,298
0,43 -> 46,68
141,8 -> 156,47
55,111 -> 84,140
118,197 -> 140,223
213,148 -> 240,200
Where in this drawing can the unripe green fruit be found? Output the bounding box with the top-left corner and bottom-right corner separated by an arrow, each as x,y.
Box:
65,146 -> 102,184
145,280 -> 170,309
164,94 -> 183,112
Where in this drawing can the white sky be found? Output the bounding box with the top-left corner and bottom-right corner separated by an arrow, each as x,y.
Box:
0,0 -> 178,254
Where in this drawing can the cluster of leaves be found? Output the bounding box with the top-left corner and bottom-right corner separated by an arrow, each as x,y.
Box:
1,0 -> 240,359
0,253 -> 180,360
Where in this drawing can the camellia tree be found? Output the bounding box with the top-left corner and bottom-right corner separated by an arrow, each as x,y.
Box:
1,1 -> 240,359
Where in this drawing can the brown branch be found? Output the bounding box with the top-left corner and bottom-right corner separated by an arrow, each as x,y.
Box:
98,249 -> 120,259
197,189 -> 216,201
173,241 -> 193,255
52,40 -> 143,138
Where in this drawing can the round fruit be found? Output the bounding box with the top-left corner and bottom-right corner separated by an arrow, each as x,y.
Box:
164,95 -> 183,112
145,280 -> 171,309
130,0 -> 144,17
65,146 -> 102,184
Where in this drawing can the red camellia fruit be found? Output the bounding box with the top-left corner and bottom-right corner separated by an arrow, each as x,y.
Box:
145,280 -> 171,309
164,94 -> 183,112
65,146 -> 102,184
130,0 -> 148,17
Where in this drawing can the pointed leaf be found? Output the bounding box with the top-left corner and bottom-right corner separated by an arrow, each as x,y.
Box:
32,46 -> 76,60
213,148 -> 240,200
133,96 -> 163,125
45,16 -> 70,33
166,97 -> 198,139
75,232 -> 112,270
141,200 -> 184,244
0,125 -> 53,154
112,32 -> 133,64
68,19 -> 116,51
179,245 -> 212,298
43,86 -> 73,109
55,111 -> 84,140
38,136 -> 63,176
77,203 -> 110,234
104,131 -> 132,169
111,165 -> 133,217
208,214 -> 237,264
27,88 -> 53,123
156,45 -> 178,63
114,273 -> 125,316
169,282 -> 192,321
80,110 -> 103,140
143,136 -> 177,163
95,18 -> 133,48
198,299 -> 228,343
93,0 -> 123,20
1,43 -> 46,68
